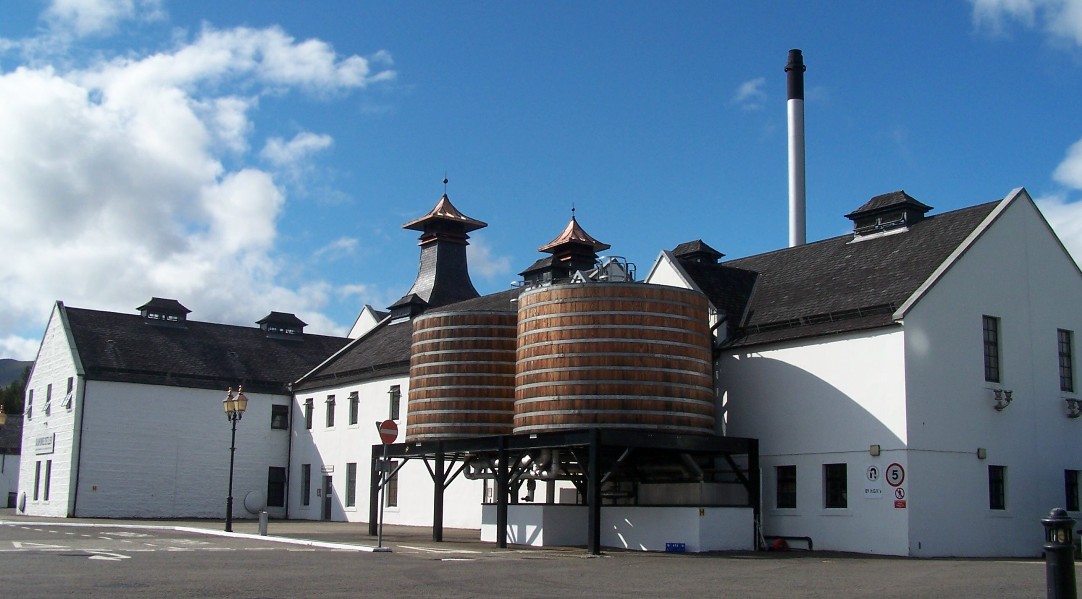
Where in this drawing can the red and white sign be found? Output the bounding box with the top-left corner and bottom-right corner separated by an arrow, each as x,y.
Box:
894,500 -> 907,509
885,463 -> 905,487
377,419 -> 399,444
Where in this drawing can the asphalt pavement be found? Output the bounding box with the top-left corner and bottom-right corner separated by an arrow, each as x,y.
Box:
0,508 -> 1075,598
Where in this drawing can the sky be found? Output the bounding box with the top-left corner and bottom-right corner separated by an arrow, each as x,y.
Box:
2,0 -> 1082,361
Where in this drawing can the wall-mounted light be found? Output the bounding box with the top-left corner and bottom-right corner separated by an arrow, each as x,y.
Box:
977,447 -> 988,460
1066,398 -> 1082,419
869,444 -> 881,457
993,389 -> 1013,411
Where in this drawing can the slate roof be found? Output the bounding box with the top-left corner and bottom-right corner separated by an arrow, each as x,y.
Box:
677,199 -> 1000,348
64,307 -> 350,394
0,414 -> 22,455
296,288 -> 522,391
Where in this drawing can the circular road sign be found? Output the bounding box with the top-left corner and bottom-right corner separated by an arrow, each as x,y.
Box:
885,463 -> 905,487
378,419 -> 399,445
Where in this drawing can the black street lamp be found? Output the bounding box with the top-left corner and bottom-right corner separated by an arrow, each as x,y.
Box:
223,386 -> 248,532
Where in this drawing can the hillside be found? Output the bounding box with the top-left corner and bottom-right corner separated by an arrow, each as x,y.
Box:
0,359 -> 31,386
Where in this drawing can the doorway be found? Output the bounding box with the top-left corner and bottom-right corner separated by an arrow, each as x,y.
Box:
321,475 -> 333,521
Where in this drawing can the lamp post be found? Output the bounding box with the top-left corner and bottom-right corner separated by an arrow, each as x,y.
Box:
223,386 -> 248,532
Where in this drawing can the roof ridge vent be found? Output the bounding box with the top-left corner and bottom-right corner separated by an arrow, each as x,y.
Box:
845,191 -> 932,238
257,311 -> 306,340
137,297 -> 190,327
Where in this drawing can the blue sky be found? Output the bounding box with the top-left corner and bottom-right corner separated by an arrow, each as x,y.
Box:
2,0 -> 1082,360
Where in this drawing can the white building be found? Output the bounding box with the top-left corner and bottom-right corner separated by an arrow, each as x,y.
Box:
646,187 -> 1082,556
19,185 -> 1081,557
17,299 -> 347,518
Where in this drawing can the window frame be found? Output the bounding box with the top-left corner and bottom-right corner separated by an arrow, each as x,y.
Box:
346,462 -> 357,508
983,315 -> 1001,383
325,395 -> 336,428
349,392 -> 359,426
301,464 -> 311,507
776,465 -> 797,509
44,460 -> 52,501
989,465 -> 1006,510
1066,469 -> 1080,512
385,460 -> 399,508
823,463 -> 847,509
304,398 -> 313,430
1059,329 -> 1074,393
388,385 -> 401,421
270,405 -> 289,430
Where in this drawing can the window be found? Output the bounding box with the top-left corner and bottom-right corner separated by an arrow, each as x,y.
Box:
270,405 -> 289,430
346,462 -> 357,507
267,467 -> 286,508
44,460 -> 52,501
301,464 -> 311,507
33,461 -> 41,500
776,465 -> 796,509
385,461 -> 399,508
45,383 -> 52,415
325,395 -> 336,428
983,315 -> 1001,383
989,465 -> 1006,510
304,398 -> 313,430
823,463 -> 847,509
1066,470 -> 1080,512
388,385 -> 401,421
63,377 -> 74,409
349,392 -> 359,425
26,389 -> 32,420
1060,329 -> 1074,392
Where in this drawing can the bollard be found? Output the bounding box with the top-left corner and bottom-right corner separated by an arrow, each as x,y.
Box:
1042,508 -> 1077,599
259,510 -> 269,536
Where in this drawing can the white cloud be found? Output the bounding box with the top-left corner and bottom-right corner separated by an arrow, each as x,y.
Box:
313,237 -> 359,260
261,132 -> 334,167
0,19 -> 395,352
0,335 -> 42,362
1053,137 -> 1082,189
971,0 -> 1082,45
46,0 -> 165,38
732,77 -> 766,110
1037,193 -> 1082,266
466,236 -> 512,280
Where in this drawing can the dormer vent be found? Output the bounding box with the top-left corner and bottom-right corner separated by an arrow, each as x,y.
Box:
672,240 -> 724,264
257,312 -> 307,339
137,297 -> 190,327
846,191 -> 932,238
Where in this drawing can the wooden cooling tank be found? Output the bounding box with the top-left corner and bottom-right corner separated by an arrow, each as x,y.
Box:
405,310 -> 517,441
514,283 -> 715,435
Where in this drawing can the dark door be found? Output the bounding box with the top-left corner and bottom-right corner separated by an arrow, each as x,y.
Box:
322,476 -> 333,521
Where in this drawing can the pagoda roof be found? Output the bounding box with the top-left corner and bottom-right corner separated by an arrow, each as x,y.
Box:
403,194 -> 487,233
538,216 -> 610,254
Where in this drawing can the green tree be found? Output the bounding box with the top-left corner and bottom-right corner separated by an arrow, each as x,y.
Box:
0,365 -> 29,415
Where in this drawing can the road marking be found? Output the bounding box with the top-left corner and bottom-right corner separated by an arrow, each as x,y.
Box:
397,544 -> 481,554
13,541 -> 70,549
88,552 -> 131,561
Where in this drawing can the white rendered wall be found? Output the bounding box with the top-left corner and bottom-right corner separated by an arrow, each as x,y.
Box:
18,304 -> 80,517
73,381 -> 291,519
480,504 -> 754,552
902,195 -> 1082,557
289,364 -> 486,528
720,329 -> 911,555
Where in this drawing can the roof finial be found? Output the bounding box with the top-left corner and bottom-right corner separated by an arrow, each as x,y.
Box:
571,202 -> 576,220
443,175 -> 449,194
